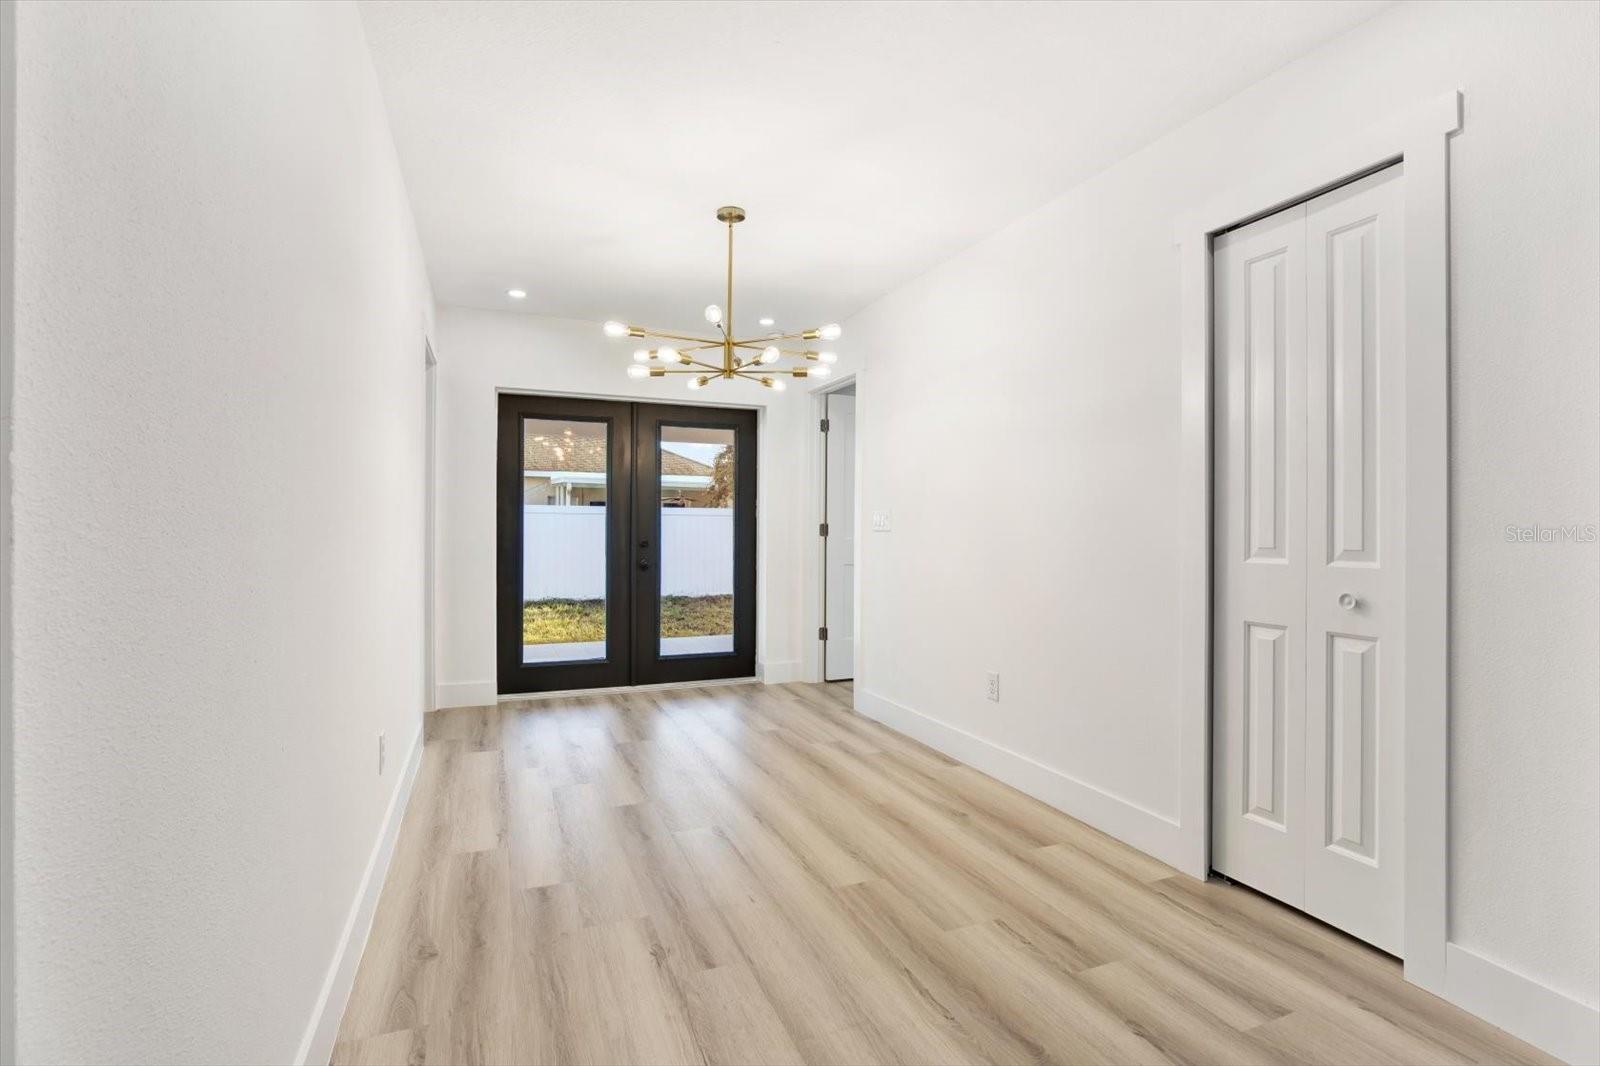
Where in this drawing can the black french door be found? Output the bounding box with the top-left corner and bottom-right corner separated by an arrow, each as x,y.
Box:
497,394 -> 757,694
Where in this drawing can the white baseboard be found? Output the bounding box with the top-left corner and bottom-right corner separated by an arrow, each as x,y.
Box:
295,724 -> 424,1066
435,679 -> 496,709
1443,943 -> 1599,1064
852,688 -> 1189,872
758,659 -> 801,684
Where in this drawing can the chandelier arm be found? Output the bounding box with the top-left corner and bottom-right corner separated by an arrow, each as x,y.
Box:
731,344 -> 819,357
635,328 -> 725,346
731,330 -> 819,345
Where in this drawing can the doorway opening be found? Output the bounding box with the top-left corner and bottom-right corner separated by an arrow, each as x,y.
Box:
820,385 -> 856,681
423,340 -> 437,712
1210,163 -> 1406,955
496,394 -> 757,694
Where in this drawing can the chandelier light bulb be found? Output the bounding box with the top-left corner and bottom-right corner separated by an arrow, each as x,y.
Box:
817,350 -> 838,364
632,348 -> 651,363
704,304 -> 723,325
688,375 -> 709,390
603,320 -> 630,338
759,317 -> 775,327
811,364 -> 833,378
760,346 -> 781,365
818,323 -> 842,341
656,346 -> 679,363
626,364 -> 650,379
507,289 -> 527,300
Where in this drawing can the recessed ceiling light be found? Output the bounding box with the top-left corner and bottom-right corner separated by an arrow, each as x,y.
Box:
758,317 -> 775,326
507,288 -> 527,299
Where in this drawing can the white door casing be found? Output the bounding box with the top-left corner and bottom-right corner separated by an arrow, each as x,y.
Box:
1213,165 -> 1405,954
824,393 -> 856,681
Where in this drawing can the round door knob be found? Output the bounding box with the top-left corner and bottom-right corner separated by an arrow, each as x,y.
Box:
1338,592 -> 1359,611
639,559 -> 651,571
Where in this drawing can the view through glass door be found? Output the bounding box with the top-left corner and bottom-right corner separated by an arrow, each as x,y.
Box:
497,394 -> 756,693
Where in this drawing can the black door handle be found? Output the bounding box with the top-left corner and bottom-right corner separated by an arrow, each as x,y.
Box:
639,559 -> 651,571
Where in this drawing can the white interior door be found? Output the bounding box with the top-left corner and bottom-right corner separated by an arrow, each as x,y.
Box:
1213,202 -> 1309,909
824,393 -> 856,680
1213,165 -> 1405,954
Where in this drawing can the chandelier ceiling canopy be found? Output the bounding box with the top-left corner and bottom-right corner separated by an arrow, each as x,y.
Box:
604,206 -> 839,392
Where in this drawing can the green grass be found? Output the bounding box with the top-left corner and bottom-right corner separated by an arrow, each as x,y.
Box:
524,595 -> 734,644
522,598 -> 606,644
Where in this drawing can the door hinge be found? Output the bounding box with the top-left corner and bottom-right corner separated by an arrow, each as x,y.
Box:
819,522 -> 829,537
818,626 -> 829,641
820,418 -> 830,433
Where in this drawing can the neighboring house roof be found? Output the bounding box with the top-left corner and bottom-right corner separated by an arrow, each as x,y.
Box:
523,432 -> 714,477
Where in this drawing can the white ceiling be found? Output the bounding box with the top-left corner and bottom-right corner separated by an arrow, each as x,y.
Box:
360,0 -> 1388,336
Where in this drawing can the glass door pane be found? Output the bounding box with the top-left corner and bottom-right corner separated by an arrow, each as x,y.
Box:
522,417 -> 610,663
632,404 -> 756,686
657,425 -> 736,658
499,394 -> 631,694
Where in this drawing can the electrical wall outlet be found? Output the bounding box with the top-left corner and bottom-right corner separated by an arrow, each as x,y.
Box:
871,511 -> 892,532
378,732 -> 387,776
986,672 -> 1000,702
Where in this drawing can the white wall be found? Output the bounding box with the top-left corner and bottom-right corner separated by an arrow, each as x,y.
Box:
434,308 -> 810,705
846,0 -> 1598,1039
9,3 -> 435,1063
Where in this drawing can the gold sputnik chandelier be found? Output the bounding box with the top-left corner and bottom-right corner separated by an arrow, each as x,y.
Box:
605,206 -> 840,391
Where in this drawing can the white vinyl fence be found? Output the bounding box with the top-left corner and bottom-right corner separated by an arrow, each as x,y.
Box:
523,505 -> 733,600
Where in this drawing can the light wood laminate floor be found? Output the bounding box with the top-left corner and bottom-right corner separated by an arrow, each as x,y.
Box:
333,682 -> 1552,1066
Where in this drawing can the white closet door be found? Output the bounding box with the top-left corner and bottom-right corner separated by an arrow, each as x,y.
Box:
1212,204 -> 1310,908
1303,166 -> 1405,953
1213,164 -> 1405,954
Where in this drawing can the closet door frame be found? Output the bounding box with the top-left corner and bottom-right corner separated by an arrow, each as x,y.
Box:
1174,90 -> 1460,993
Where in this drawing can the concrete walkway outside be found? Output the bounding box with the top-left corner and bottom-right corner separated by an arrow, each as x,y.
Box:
523,633 -> 733,663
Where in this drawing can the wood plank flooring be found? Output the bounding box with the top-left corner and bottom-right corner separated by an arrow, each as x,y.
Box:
333,682 -> 1553,1066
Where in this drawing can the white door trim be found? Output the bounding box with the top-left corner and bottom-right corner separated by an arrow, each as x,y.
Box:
1173,90 -> 1460,990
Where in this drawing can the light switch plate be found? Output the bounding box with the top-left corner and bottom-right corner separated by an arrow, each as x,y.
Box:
871,511 -> 891,532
